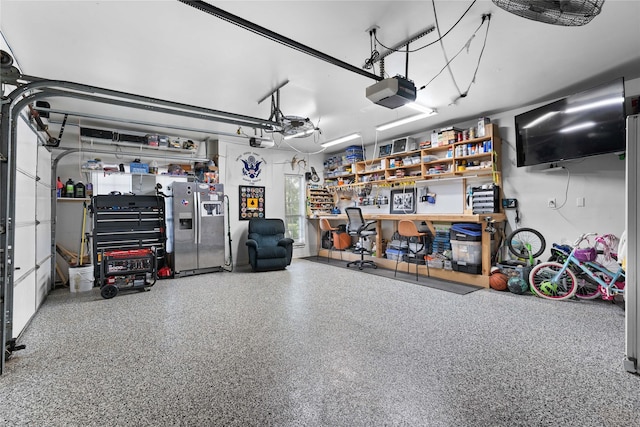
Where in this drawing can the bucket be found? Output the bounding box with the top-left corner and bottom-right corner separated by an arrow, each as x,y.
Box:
69,265 -> 94,293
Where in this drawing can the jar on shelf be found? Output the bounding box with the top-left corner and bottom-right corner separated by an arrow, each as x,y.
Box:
65,178 -> 74,198
74,181 -> 85,198
149,160 -> 159,175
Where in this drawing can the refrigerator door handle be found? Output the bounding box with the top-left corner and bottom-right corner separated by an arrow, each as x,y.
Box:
194,191 -> 200,244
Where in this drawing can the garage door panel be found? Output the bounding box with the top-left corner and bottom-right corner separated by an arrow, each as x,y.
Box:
15,173 -> 36,222
16,118 -> 37,176
36,181 -> 52,262
13,225 -> 35,283
36,259 -> 51,307
36,143 -> 51,181
36,180 -> 52,221
36,224 -> 51,263
13,271 -> 36,336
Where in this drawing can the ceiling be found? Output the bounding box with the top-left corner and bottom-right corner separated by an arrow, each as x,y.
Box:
1,0 -> 639,155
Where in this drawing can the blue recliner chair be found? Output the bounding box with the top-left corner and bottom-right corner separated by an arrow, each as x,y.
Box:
246,218 -> 294,272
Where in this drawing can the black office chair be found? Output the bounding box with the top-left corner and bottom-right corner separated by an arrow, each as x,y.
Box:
345,207 -> 377,270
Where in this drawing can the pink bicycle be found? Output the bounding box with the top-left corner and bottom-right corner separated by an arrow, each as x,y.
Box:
529,233 -> 625,301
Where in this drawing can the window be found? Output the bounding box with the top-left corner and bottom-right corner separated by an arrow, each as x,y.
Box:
284,174 -> 306,245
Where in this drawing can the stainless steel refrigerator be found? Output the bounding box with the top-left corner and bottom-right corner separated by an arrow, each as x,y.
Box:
172,182 -> 225,276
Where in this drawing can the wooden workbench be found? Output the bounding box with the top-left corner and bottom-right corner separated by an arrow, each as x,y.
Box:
316,213 -> 506,288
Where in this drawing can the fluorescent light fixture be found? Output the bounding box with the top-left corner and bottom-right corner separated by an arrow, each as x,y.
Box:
376,112 -> 435,132
523,111 -> 559,129
283,129 -> 315,140
320,133 -> 360,148
565,97 -> 624,114
406,103 -> 437,114
559,121 -> 596,133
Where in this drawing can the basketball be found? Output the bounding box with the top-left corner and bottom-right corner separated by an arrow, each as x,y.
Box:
489,271 -> 509,291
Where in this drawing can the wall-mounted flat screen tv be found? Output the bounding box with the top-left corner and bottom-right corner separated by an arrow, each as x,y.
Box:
515,78 -> 626,167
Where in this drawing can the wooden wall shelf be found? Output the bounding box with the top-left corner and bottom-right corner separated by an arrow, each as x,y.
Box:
324,123 -> 502,189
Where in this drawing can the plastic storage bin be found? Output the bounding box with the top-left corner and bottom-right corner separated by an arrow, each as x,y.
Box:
432,229 -> 451,253
452,261 -> 482,274
386,248 -> 406,261
497,262 -> 532,281
471,185 -> 500,214
449,223 -> 482,241
451,240 -> 482,265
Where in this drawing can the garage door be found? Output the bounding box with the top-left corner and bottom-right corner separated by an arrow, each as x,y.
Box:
2,113 -> 52,373
13,116 -> 51,332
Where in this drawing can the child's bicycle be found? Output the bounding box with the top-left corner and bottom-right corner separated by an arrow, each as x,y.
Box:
529,233 -> 625,301
548,233 -> 621,300
505,227 -> 546,265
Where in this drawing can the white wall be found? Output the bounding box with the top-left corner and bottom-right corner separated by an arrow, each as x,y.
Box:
221,140 -> 325,266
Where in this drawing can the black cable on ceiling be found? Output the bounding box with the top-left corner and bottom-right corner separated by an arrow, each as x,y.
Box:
418,13 -> 492,98
459,13 -> 492,98
433,0 -> 463,97
373,0 -> 477,55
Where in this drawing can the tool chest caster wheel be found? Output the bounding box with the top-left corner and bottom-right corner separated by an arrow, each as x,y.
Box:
101,284 -> 119,299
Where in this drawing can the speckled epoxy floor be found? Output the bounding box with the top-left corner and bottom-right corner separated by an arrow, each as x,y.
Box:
1,259 -> 639,426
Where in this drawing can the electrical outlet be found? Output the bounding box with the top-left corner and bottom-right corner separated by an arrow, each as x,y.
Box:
547,198 -> 556,208
577,197 -> 585,207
